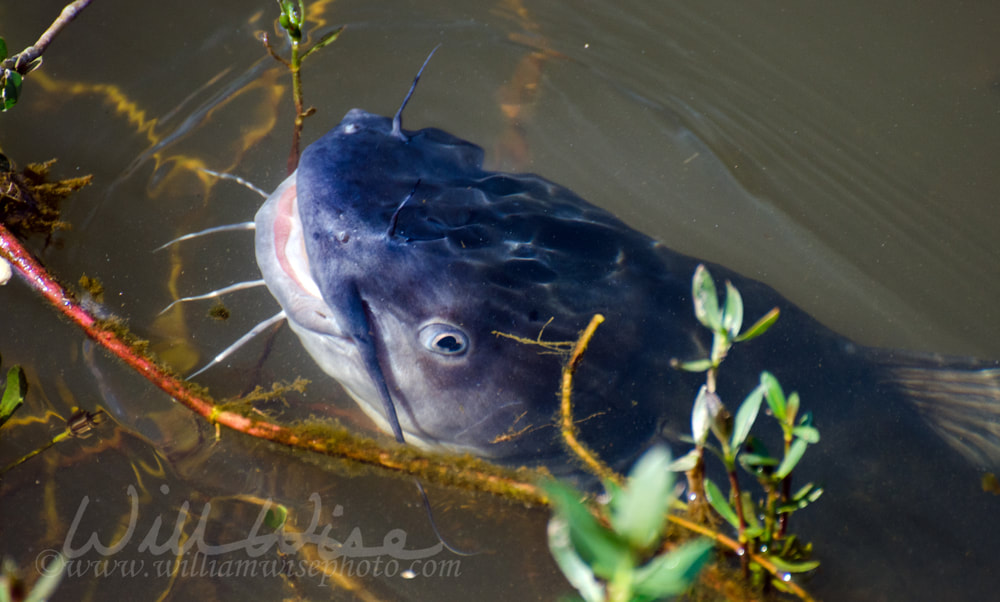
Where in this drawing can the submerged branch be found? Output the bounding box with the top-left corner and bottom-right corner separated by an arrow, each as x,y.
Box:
0,221 -> 545,505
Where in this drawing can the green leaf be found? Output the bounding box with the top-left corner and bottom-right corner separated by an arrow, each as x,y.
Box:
691,264 -> 722,331
792,425 -> 820,444
768,555 -> 820,574
543,480 -> 630,580
704,478 -> 739,529
0,365 -> 27,429
302,26 -> 344,61
770,575 -> 797,594
744,525 -> 764,540
673,358 -> 713,373
721,281 -> 744,339
706,392 -> 732,449
690,385 -> 711,446
759,372 -> 786,422
731,384 -> 764,449
2,70 -> 23,112
739,452 -> 779,468
790,482 -> 817,502
547,516 -> 605,602
632,539 -> 713,598
610,446 -> 674,550
0,38 -> 7,61
805,486 -> 823,504
668,449 -> 700,472
778,483 -> 823,512
739,491 -> 762,535
775,438 -> 809,479
786,391 -> 800,424
276,0 -> 303,40
734,307 -> 780,342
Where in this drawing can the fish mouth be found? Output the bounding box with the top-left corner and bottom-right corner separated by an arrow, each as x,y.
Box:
254,174 -> 348,341
270,177 -> 324,301
256,174 -> 400,437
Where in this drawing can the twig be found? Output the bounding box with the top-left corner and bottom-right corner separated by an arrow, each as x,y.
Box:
558,314 -> 622,486
1,0 -> 93,75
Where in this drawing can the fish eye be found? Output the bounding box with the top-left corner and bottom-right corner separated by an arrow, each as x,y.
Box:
418,323 -> 469,356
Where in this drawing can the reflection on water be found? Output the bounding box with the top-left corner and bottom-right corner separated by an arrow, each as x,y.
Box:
1,0 -> 998,600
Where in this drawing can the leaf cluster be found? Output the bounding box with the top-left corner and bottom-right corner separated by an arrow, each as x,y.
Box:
671,266 -> 822,592
545,447 -> 713,602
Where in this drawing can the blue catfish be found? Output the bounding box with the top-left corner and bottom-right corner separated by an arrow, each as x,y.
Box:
169,54 -> 1000,598
251,83 -> 1000,478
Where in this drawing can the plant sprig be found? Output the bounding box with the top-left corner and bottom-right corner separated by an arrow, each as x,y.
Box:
671,265 -> 821,593
262,0 -> 344,173
545,447 -> 713,602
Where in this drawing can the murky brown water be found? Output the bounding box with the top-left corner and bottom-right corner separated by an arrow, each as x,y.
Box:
2,1 -> 998,600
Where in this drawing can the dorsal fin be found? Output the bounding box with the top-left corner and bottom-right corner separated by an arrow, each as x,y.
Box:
391,45 -> 441,140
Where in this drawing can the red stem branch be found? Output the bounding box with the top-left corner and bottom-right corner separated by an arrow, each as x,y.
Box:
0,222 -> 543,503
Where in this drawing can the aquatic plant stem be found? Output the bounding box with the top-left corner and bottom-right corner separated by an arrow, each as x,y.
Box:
261,2 -> 343,174
1,0 -> 93,75
727,467 -> 751,576
280,30 -> 311,175
0,222 -> 544,504
666,513 -> 816,602
558,313 -> 623,487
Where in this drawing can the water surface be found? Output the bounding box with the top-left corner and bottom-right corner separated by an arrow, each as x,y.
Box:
1,1 -> 998,600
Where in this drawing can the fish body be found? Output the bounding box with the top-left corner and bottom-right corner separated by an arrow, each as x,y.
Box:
229,61 -> 1000,598
256,106 -> 997,481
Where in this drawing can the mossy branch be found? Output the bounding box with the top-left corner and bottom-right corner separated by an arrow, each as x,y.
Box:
0,220 -> 546,504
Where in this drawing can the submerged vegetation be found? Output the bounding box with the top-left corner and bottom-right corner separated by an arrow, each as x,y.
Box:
0,158 -> 91,240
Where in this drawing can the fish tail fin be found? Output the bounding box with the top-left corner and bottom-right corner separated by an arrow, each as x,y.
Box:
876,350 -> 1000,468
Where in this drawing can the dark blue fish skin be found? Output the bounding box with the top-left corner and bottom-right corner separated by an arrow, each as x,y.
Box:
258,100 -> 1000,596
291,108 -> 868,475
295,110 -> 686,469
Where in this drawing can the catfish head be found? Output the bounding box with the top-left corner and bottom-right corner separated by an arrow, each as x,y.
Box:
254,104 -> 700,473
